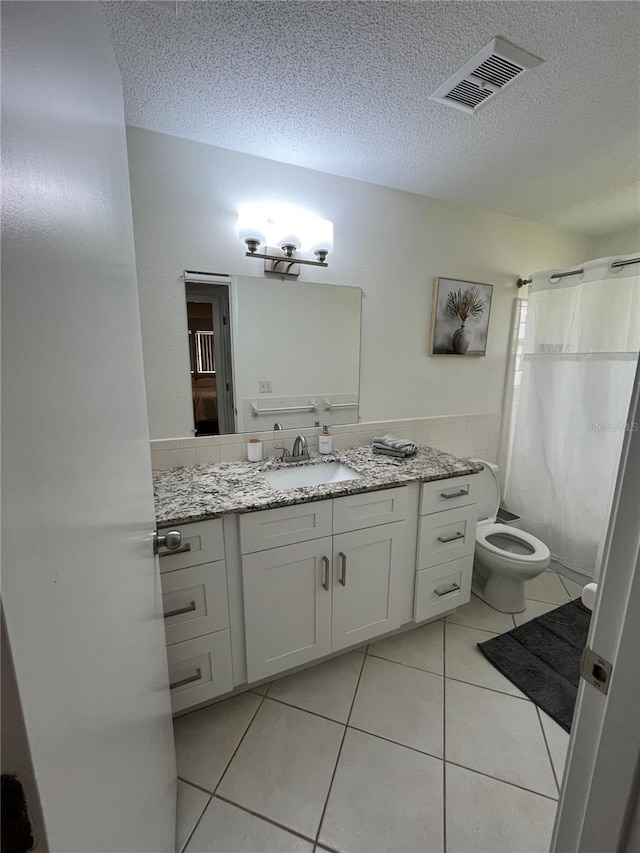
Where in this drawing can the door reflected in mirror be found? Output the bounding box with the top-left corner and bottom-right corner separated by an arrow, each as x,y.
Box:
186,283 -> 235,435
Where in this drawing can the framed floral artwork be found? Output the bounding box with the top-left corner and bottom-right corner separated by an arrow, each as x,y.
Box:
429,277 -> 493,356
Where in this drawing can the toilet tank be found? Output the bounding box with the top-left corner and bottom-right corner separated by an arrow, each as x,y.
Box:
469,459 -> 501,523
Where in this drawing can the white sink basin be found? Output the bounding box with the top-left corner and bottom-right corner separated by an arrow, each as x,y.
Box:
263,462 -> 362,490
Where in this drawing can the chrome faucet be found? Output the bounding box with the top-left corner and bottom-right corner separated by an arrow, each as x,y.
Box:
292,435 -> 309,460
274,434 -> 309,463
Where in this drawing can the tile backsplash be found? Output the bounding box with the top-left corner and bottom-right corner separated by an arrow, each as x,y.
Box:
150,413 -> 502,471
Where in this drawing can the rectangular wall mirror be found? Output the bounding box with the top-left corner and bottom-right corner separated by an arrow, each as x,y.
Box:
185,274 -> 362,435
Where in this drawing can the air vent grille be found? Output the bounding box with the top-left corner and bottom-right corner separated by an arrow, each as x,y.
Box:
473,55 -> 524,88
446,81 -> 493,109
430,36 -> 543,115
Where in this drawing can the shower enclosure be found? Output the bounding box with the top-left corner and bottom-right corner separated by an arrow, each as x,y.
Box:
505,253 -> 639,579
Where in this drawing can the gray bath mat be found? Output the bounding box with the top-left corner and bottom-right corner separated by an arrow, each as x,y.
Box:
477,599 -> 591,733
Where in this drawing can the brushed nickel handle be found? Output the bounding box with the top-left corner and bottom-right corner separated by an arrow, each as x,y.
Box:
437,531 -> 465,543
322,556 -> 330,591
154,529 -> 192,556
440,488 -> 469,499
158,543 -> 192,558
170,667 -> 202,690
163,599 -> 197,619
435,582 -> 460,597
339,551 -> 347,586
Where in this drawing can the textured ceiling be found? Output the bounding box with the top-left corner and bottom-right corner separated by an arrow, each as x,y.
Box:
103,1 -> 640,238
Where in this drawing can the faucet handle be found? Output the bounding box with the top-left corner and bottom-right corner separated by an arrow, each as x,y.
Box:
274,445 -> 290,461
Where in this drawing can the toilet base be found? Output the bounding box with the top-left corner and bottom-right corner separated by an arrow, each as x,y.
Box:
472,561 -> 527,613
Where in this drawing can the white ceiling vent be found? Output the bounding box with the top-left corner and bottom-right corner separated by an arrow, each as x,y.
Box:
430,36 -> 544,114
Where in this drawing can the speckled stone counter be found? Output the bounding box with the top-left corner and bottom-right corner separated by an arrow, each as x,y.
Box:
154,444 -> 483,527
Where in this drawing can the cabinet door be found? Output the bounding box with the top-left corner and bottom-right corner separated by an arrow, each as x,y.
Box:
242,537 -> 333,681
332,522 -> 406,652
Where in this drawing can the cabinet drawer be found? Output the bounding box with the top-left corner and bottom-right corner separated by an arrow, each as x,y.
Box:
419,475 -> 479,516
333,486 -> 408,534
161,561 -> 229,646
158,519 -> 224,573
239,500 -> 332,554
417,505 -> 477,569
167,631 -> 233,714
414,556 -> 473,622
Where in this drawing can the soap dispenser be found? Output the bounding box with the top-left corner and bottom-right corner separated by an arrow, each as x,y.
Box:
319,425 -> 333,455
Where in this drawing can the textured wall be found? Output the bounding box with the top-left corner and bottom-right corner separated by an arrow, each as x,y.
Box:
126,126 -> 592,440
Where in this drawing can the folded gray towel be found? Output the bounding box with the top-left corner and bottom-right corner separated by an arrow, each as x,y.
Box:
372,434 -> 417,456
372,446 -> 413,458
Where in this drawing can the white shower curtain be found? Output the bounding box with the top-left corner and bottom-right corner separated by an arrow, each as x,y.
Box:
506,254 -> 640,579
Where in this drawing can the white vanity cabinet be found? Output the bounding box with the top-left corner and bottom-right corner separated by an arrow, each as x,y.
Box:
157,519 -> 234,712
240,488 -> 413,682
414,477 -> 477,621
155,471 -> 479,711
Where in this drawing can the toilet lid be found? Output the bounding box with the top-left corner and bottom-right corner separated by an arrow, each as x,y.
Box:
476,522 -> 550,563
473,461 -> 500,522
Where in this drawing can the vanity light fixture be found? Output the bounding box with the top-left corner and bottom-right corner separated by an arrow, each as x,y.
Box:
237,202 -> 333,276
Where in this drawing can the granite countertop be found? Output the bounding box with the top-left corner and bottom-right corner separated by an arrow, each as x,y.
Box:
154,444 -> 483,527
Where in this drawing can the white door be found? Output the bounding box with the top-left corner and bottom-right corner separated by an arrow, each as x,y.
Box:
242,538 -> 333,680
332,522 -> 406,651
552,355 -> 640,852
1,4 -> 176,851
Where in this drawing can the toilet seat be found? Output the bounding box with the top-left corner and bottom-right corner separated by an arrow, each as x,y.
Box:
476,522 -> 550,566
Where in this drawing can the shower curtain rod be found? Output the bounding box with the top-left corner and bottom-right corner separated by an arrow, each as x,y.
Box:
516,256 -> 640,288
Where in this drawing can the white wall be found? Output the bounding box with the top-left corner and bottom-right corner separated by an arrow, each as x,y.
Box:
126,126 -> 592,440
592,224 -> 640,259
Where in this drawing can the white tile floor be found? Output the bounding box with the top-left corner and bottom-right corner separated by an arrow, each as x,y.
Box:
174,571 -> 580,853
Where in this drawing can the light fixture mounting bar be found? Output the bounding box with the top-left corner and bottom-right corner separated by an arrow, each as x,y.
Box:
244,251 -> 328,268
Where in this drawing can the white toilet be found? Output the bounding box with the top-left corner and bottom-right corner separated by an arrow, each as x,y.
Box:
471,460 -> 550,613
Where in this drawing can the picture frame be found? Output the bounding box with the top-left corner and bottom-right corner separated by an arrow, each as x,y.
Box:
429,276 -> 493,356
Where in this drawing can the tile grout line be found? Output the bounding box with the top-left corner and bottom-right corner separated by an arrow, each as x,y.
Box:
445,618 -> 503,635
180,694 -> 267,853
314,649 -> 367,846
363,644 -> 533,702
442,620 -> 447,853
213,792 -> 318,847
534,704 -> 562,796
213,693 -> 267,797
261,658 -> 532,734
180,791 -> 213,853
346,724 -> 443,763
177,776 -> 214,796
264,694 -> 351,725
445,758 -> 560,803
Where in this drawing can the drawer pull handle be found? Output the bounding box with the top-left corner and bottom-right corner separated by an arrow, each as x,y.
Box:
158,543 -> 192,558
163,599 -> 197,619
440,488 -> 469,500
322,556 -> 330,591
170,667 -> 202,690
437,531 -> 465,544
435,582 -> 461,597
339,551 -> 347,586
